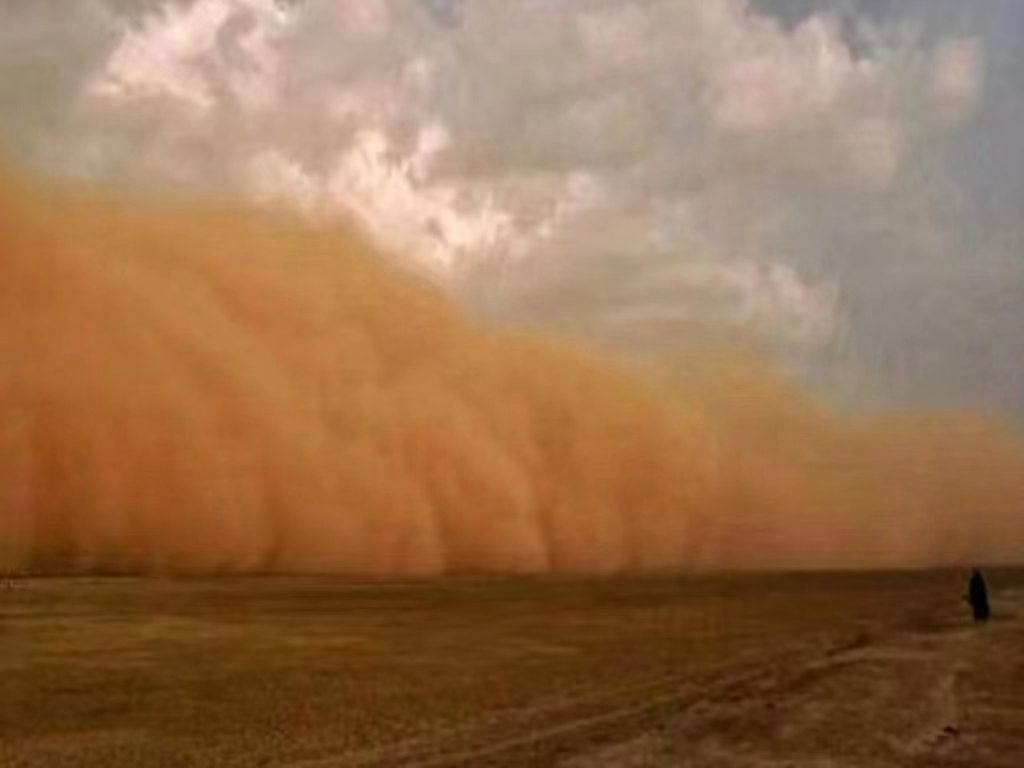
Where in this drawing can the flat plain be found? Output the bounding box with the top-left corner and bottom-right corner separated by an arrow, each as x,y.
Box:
2,569 -> 1022,767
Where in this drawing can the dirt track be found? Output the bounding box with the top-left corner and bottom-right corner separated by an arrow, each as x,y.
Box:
293,585 -> 1024,768
563,589 -> 1024,768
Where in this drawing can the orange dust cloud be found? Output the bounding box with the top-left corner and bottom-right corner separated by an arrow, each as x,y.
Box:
1,167 -> 1022,575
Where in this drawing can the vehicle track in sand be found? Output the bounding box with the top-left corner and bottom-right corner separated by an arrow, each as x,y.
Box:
282,628 -> 898,768
284,591 -> 1024,768
563,589 -> 1024,768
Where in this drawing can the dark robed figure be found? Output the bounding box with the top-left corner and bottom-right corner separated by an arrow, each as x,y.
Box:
968,568 -> 990,623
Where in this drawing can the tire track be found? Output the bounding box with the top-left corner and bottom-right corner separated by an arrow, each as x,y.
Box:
281,632 -> 851,768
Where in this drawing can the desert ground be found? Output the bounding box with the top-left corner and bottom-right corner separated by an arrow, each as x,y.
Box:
2,569 -> 1022,767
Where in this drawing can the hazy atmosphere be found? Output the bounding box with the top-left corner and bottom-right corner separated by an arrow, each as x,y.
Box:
1,0 -> 1023,574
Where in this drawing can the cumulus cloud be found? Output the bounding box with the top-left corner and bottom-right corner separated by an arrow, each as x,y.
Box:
1,0 -> 1023,576
0,0 -> 1017,414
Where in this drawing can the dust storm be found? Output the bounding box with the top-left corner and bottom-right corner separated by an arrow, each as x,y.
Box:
1,166 -> 1022,575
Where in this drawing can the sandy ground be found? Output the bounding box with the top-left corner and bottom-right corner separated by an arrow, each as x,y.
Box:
562,589 -> 1024,768
2,571 -> 1022,767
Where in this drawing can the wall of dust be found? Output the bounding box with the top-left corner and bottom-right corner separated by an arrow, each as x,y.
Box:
1,167 -> 1023,575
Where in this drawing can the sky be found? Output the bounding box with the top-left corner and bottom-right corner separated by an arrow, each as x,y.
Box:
0,0 -> 1021,419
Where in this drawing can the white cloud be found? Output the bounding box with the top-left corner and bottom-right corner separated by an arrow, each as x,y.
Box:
88,0 -> 285,112
63,0 -> 987,358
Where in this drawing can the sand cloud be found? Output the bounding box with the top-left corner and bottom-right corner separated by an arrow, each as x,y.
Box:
0,167 -> 1022,575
